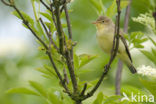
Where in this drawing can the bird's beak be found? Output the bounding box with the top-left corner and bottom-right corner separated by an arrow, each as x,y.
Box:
92,21 -> 97,24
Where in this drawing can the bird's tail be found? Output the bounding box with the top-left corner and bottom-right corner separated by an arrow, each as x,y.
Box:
126,63 -> 137,74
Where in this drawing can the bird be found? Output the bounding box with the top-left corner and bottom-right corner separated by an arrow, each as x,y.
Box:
92,16 -> 137,74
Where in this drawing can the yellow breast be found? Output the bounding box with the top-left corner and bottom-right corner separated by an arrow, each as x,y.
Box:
96,30 -> 114,53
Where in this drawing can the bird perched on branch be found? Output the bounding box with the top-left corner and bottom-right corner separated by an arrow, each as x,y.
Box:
92,16 -> 137,74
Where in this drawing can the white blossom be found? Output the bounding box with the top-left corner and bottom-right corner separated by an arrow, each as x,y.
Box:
137,65 -> 156,78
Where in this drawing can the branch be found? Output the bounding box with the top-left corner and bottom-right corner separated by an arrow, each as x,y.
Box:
1,0 -> 71,96
63,3 -> 74,74
13,5 -> 48,50
124,0 -> 132,33
39,18 -> 59,51
82,67 -> 109,100
63,68 -> 69,84
47,52 -> 70,95
40,0 -> 51,11
50,3 -> 57,28
1,0 -> 12,6
55,5 -> 64,54
80,83 -> 87,96
153,8 -> 156,30
64,50 -> 78,93
115,59 -> 123,95
81,0 -> 121,101
53,1 -> 78,93
115,0 -> 132,95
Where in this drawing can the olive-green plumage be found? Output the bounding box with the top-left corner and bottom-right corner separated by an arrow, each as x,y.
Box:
93,16 -> 137,74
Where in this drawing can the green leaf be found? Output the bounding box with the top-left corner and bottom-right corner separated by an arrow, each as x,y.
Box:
44,22 -> 54,32
140,78 -> 156,97
130,32 -> 139,39
106,0 -> 116,17
152,48 -> 156,56
120,0 -> 129,9
106,0 -> 129,17
148,36 -> 156,46
74,53 -> 79,69
12,11 -> 34,26
121,85 -> 145,97
140,50 -> 156,65
43,64 -> 57,77
40,12 -> 53,22
79,54 -> 97,68
36,22 -> 47,37
48,92 -> 63,104
93,92 -> 104,104
35,67 -> 56,79
90,0 -> 102,15
32,0 -> 40,3
7,87 -> 39,96
29,81 -> 47,97
134,44 -> 144,48
103,95 -> 121,104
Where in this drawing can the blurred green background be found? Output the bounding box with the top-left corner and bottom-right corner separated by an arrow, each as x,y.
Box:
0,0 -> 155,104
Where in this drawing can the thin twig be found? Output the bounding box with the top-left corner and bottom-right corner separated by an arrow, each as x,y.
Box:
82,67 -> 109,100
1,1 -> 71,96
40,0 -> 51,11
65,50 -> 78,93
115,0 -> 132,95
47,52 -> 71,95
13,6 -> 48,50
81,0 -> 121,101
63,3 -> 74,72
50,3 -> 57,28
1,0 -> 12,6
39,18 -> 58,51
115,59 -> 123,95
54,0 -> 78,93
55,5 -> 64,54
63,68 -> 69,84
80,83 -> 87,96
124,0 -> 132,33
153,8 -> 156,30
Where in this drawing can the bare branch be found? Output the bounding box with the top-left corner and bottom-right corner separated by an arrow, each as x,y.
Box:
63,2 -> 74,74
124,0 -> 132,33
53,0 -> 78,93
81,0 -> 121,101
39,18 -> 59,51
63,68 -> 69,84
153,8 -> 156,29
1,0 -> 12,6
1,1 -> 72,96
80,83 -> 87,96
64,50 -> 78,93
40,0 -> 51,11
13,6 -> 48,50
115,60 -> 123,95
55,5 -> 64,54
50,3 -> 57,28
115,0 -> 132,95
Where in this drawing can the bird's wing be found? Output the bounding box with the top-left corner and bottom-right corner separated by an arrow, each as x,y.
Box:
119,31 -> 132,62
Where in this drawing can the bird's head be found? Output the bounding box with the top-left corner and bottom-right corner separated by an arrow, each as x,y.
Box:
92,16 -> 113,30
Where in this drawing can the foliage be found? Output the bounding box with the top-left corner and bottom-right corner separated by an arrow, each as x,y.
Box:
89,0 -> 129,17
131,12 -> 156,66
1,0 -> 156,104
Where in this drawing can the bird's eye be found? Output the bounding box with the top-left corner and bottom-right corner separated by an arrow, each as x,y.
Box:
102,21 -> 104,23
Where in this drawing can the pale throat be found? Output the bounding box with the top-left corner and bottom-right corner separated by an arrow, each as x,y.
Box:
96,24 -> 113,37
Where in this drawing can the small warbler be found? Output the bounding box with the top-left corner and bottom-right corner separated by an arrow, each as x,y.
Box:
92,16 -> 137,74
